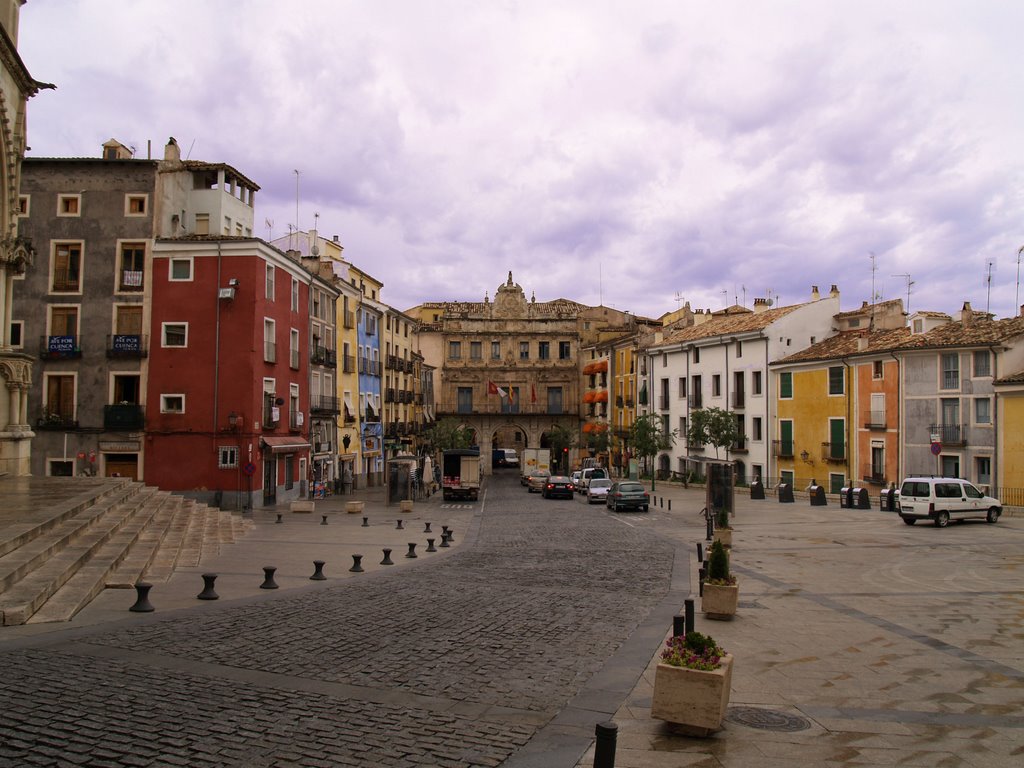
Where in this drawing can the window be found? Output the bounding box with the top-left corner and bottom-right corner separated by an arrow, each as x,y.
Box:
735,340 -> 743,357
448,341 -> 461,359
125,194 -> 147,216
662,353 -> 668,367
752,371 -> 762,395
712,375 -> 721,397
559,341 -> 571,360
52,242 -> 82,292
973,350 -> 991,377
264,319 -> 276,362
976,457 -> 991,486
119,243 -> 145,291
291,278 -> 300,312
57,194 -> 81,216
780,469 -> 794,486
169,258 -> 192,281
365,314 -> 377,335
871,443 -> 885,479
829,474 -> 845,494
491,341 -> 501,359
752,417 -> 762,441
161,322 -> 187,347
265,264 -> 275,299
691,375 -> 702,406
9,320 -> 23,348
873,360 -> 883,379
693,347 -> 700,363
223,216 -> 232,235
470,341 -> 482,360
941,353 -> 959,390
218,447 -> 239,469
116,305 -> 143,336
195,213 -> 210,235
160,394 -> 185,414
779,372 -> 793,399
547,386 -> 563,414
538,341 -> 550,360
975,398 -> 991,424
828,366 -> 845,395
678,377 -> 687,398
49,306 -> 78,338
828,418 -> 846,460
18,195 -> 29,216
45,374 -> 76,420
519,341 -> 529,360
913,318 -> 924,334
457,386 -> 473,413
290,329 -> 300,369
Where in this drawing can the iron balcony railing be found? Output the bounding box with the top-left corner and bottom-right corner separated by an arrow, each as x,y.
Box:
40,335 -> 82,359
103,404 -> 145,431
821,442 -> 846,462
865,411 -> 886,429
772,439 -> 794,458
310,395 -> 341,415
929,423 -> 965,445
731,391 -> 745,409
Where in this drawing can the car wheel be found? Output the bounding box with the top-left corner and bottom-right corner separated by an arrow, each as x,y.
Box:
986,508 -> 1000,524
901,516 -> 916,525
935,510 -> 950,528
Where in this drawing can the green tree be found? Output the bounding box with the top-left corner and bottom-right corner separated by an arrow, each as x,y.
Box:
629,414 -> 676,489
686,407 -> 741,459
584,427 -> 611,458
546,423 -> 576,473
424,417 -> 473,453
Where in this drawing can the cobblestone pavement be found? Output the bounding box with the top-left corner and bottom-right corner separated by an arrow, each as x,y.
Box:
0,473 -> 676,767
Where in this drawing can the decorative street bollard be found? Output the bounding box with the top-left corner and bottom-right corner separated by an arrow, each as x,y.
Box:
380,548 -> 394,565
668,499 -> 672,511
446,528 -> 455,543
396,519 -> 404,530
349,554 -> 364,573
362,516 -> 369,527
276,513 -> 283,524
310,560 -> 327,581
696,542 -> 704,563
405,542 -> 418,558
260,566 -> 279,590
441,525 -> 450,538
594,721 -> 618,768
426,538 -> 436,552
439,534 -> 450,548
684,598 -> 695,634
321,514 -> 329,525
424,522 -> 432,533
197,573 -> 219,600
129,582 -> 154,613
673,614 -> 686,637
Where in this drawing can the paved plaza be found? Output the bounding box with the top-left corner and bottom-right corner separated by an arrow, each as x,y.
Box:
1,473 -> 1022,767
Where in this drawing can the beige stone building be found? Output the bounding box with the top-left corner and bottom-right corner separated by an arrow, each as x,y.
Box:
0,2 -> 49,474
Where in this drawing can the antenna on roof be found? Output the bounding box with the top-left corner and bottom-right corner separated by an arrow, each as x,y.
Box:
294,170 -> 301,251
674,291 -> 684,309
985,259 -> 995,314
892,273 -> 914,313
1017,245 -> 1024,312
185,139 -> 195,160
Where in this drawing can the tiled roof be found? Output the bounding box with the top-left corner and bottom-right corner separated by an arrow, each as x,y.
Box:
658,302 -> 807,345
179,161 -> 261,191
906,315 -> 1024,349
834,299 -> 903,319
774,327 -> 914,364
995,369 -> 1024,385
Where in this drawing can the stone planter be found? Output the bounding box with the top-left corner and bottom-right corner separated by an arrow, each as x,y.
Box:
345,501 -> 364,514
713,526 -> 732,548
399,500 -> 414,513
651,654 -> 734,736
701,582 -> 739,620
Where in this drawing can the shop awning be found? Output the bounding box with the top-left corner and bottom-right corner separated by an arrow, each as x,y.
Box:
261,436 -> 311,454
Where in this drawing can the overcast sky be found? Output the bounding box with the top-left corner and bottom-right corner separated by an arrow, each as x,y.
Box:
19,1 -> 1024,319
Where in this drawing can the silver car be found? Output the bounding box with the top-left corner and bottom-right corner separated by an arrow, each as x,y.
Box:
586,478 -> 612,504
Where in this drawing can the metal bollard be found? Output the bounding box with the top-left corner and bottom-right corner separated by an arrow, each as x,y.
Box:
698,566 -> 706,597
446,528 -> 455,543
321,514 -> 328,525
424,522 -> 432,533
349,554 -> 364,573
362,516 -> 369,527
439,533 -> 450,548
260,566 -> 279,590
660,496 -> 664,508
684,598 -> 695,634
593,721 -> 618,768
668,499 -> 672,511
396,519 -> 404,530
405,542 -> 418,558
673,614 -> 686,637
426,538 -> 436,552
276,513 -> 283,524
129,582 -> 155,612
442,525 -> 450,538
696,542 -> 704,562
380,548 -> 394,565
310,560 -> 327,581
197,573 -> 219,600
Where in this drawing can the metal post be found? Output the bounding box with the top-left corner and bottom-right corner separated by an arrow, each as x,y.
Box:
673,614 -> 686,637
594,721 -> 617,768
684,598 -> 694,634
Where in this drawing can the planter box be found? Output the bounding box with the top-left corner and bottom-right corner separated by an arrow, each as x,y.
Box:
701,582 -> 739,620
399,499 -> 414,513
290,500 -> 315,514
651,654 -> 734,736
345,501 -> 364,514
713,527 -> 732,548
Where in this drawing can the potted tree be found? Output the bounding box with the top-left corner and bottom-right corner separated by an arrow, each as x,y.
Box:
651,630 -> 733,736
713,506 -> 732,548
702,539 -> 738,620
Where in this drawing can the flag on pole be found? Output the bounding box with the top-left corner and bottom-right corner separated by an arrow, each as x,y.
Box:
507,385 -> 516,402
488,381 -> 508,398
531,384 -> 537,403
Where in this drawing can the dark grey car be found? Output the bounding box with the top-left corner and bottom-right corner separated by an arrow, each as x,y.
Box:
606,481 -> 650,512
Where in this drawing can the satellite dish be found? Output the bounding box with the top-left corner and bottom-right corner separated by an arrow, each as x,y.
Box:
311,244 -> 320,257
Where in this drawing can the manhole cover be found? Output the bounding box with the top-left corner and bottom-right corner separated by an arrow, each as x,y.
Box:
726,706 -> 811,732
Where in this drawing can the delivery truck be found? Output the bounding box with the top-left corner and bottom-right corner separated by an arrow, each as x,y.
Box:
442,449 -> 481,501
519,448 -> 551,485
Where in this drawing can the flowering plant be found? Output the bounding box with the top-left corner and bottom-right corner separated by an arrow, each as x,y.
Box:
660,631 -> 725,671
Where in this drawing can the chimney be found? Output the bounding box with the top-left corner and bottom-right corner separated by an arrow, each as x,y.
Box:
960,301 -> 974,326
829,284 -> 840,298
164,137 -> 180,162
333,235 -> 340,243
811,285 -> 820,300
753,298 -> 768,313
857,335 -> 869,351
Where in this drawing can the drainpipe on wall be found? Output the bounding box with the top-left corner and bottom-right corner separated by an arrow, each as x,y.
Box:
988,344 -> 1000,493
842,356 -> 852,487
890,350 -> 901,484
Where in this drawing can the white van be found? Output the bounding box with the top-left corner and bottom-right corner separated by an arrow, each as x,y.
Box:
502,449 -> 519,467
897,476 -> 1002,527
577,466 -> 608,494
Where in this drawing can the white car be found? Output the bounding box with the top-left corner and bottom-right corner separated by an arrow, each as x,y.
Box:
586,478 -> 612,504
897,477 -> 1002,527
571,471 -> 582,491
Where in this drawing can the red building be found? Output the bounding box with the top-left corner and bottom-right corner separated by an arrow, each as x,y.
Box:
146,237 -> 321,509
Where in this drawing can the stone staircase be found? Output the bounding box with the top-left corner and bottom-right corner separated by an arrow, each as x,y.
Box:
0,479 -> 252,626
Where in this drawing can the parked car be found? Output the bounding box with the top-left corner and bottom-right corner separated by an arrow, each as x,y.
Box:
571,470 -> 582,490
606,481 -> 650,512
586,478 -> 612,504
897,476 -> 1002,527
527,470 -> 551,493
501,448 -> 519,467
542,475 -> 575,499
578,467 -> 608,493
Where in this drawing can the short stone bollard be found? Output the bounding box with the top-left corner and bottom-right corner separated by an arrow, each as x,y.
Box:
594,721 -> 618,768
396,519 -> 404,530
439,533 -> 450,548
197,573 -> 219,600
349,554 -> 364,573
441,525 -> 450,538
426,538 -> 436,552
424,522 -> 432,533
276,513 -> 283,524
310,560 -> 327,581
260,566 -> 279,590
380,548 -> 394,565
362,516 -> 369,527
405,542 -> 418,559
321,514 -> 329,525
130,582 -> 155,613
446,528 -> 455,543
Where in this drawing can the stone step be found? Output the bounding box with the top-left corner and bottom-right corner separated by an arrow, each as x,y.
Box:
143,498 -> 202,583
0,486 -> 157,626
104,491 -> 180,589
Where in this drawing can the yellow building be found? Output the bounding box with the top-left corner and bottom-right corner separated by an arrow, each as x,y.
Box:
994,370 -> 1024,505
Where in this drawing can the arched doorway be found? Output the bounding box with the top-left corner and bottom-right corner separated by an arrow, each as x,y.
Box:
658,453 -> 671,480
